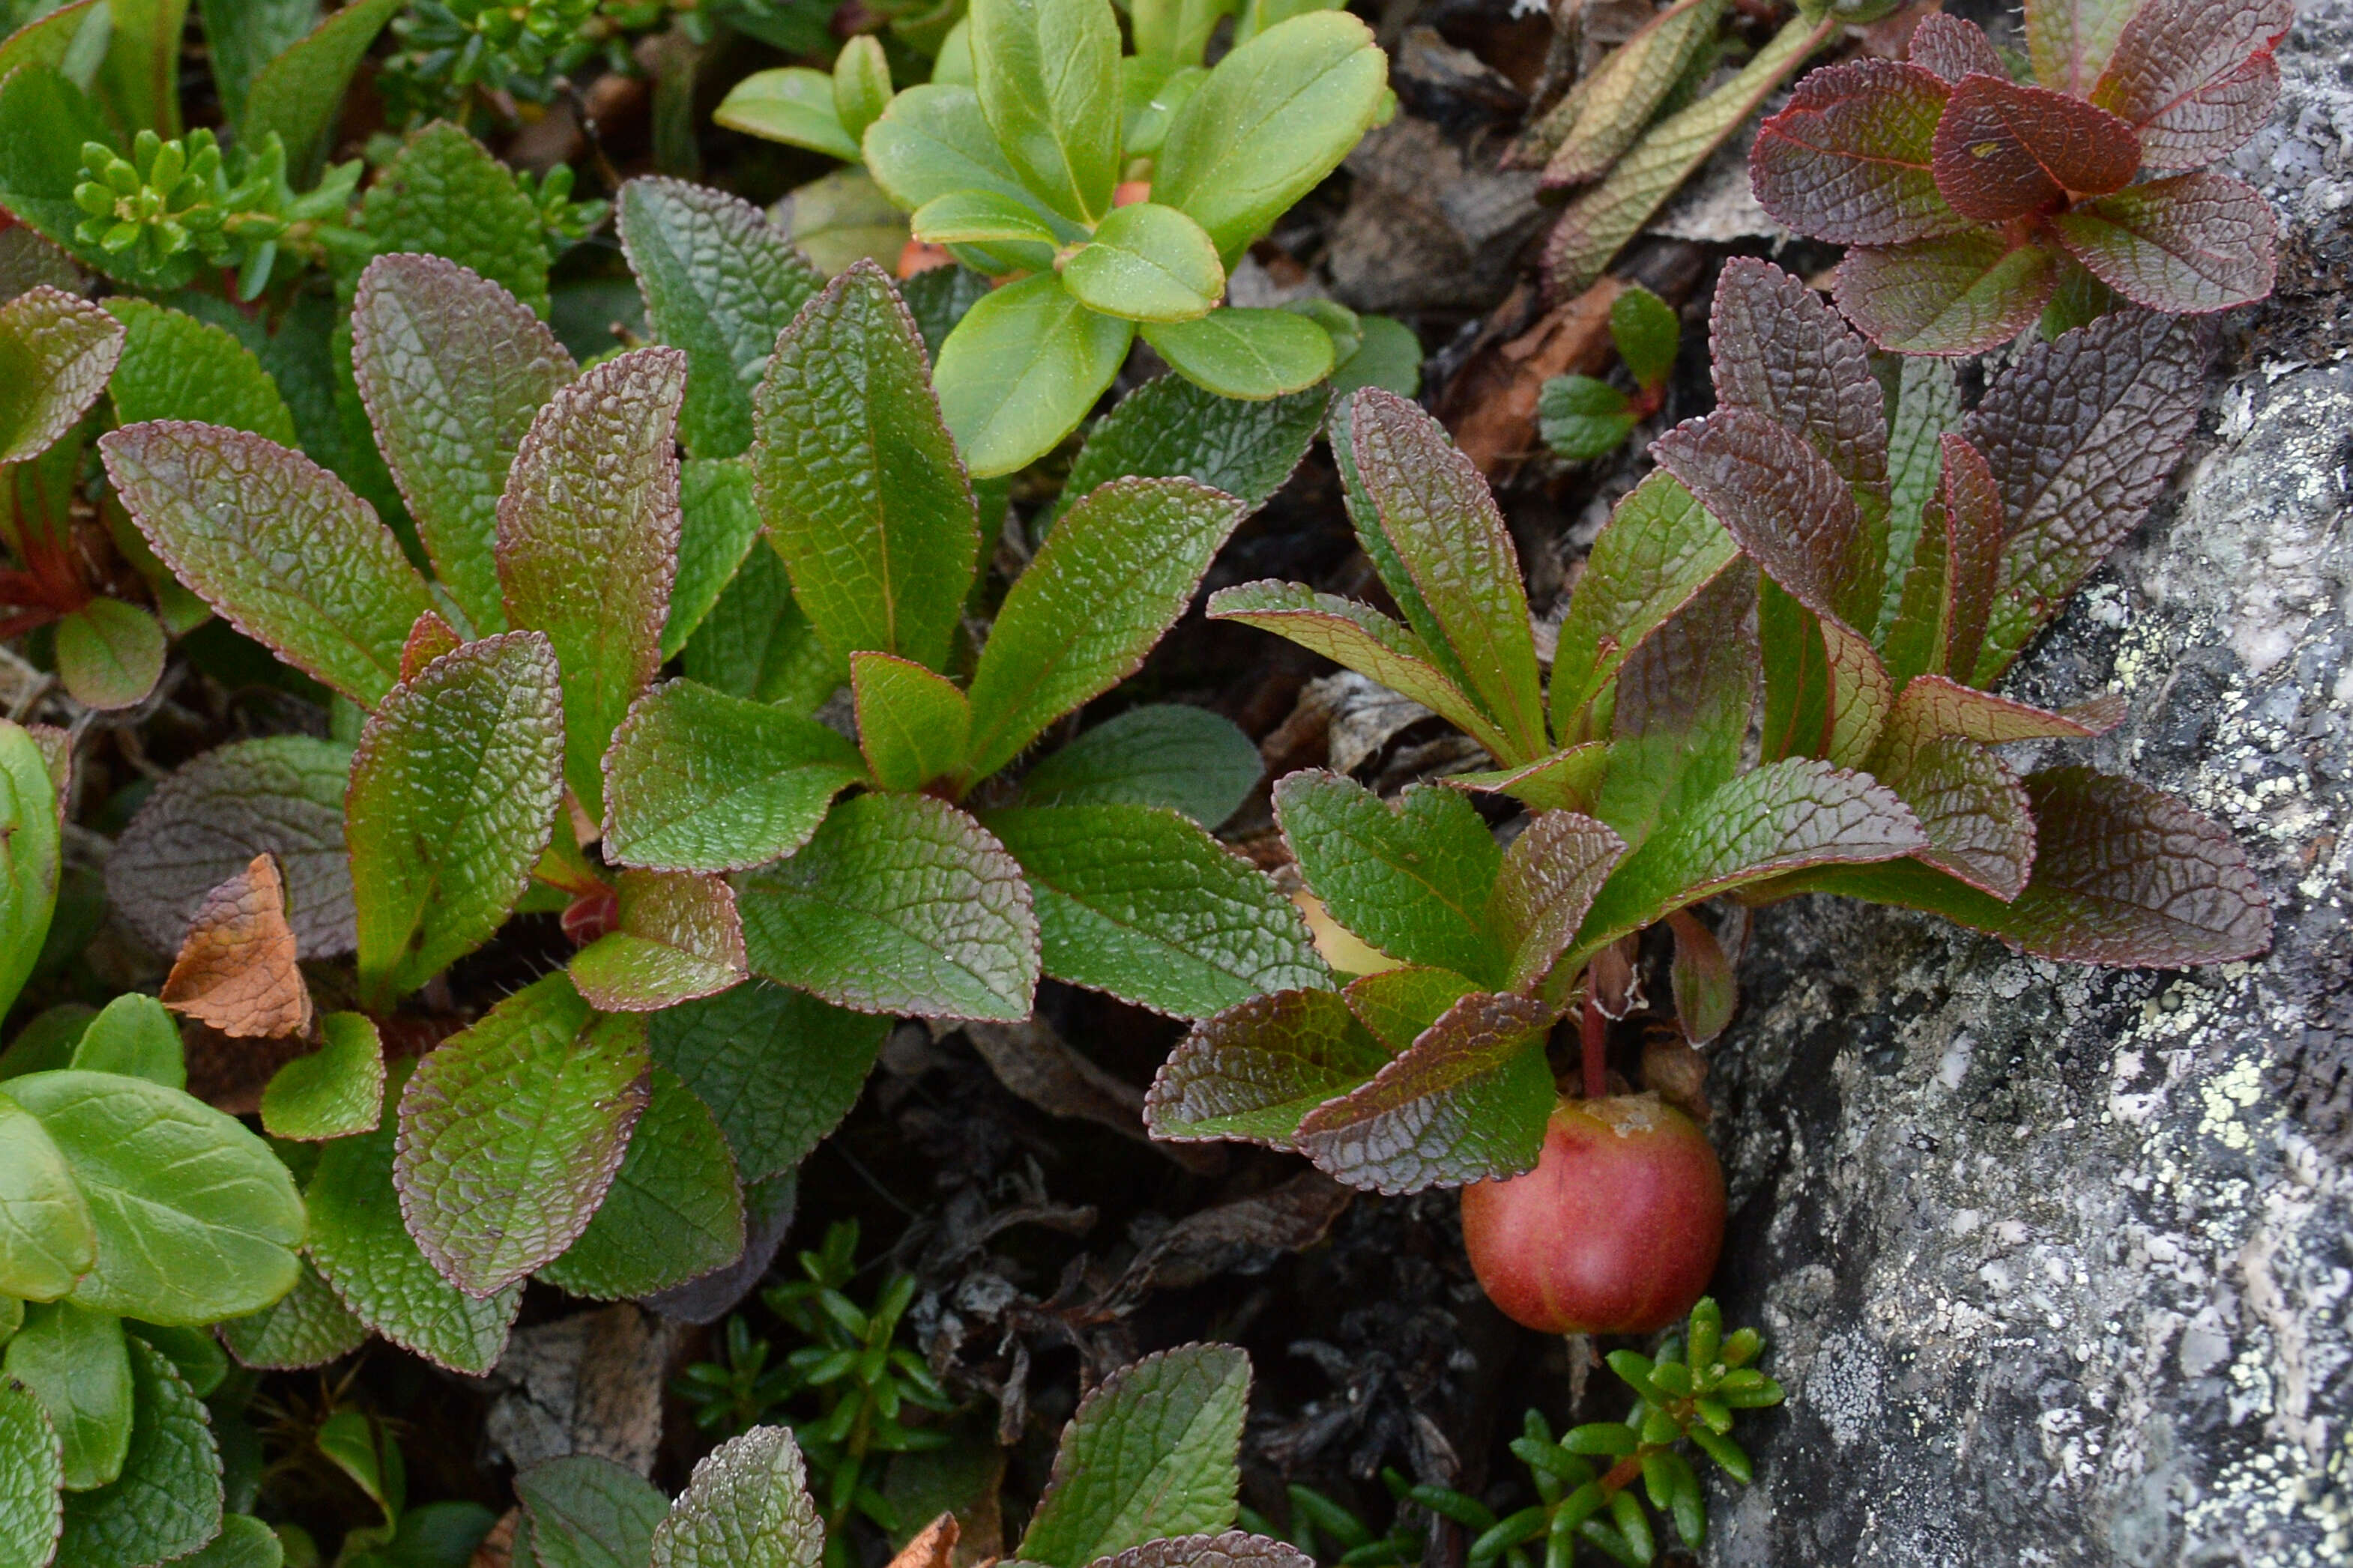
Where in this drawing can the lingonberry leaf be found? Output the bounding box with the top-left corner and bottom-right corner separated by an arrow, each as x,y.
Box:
1144,989 -> 1390,1146
52,1338 -> 220,1568
620,177 -> 825,461
516,1456 -> 671,1568
394,974 -> 650,1297
2027,0 -> 2141,97
103,297 -> 297,444
1141,308 -> 1338,401
1930,73 -> 2140,224
1593,563 -> 1757,855
0,284 -> 119,463
665,458 -> 767,661
734,792 -> 1039,1021
752,261 -> 979,674
1052,377 -> 1326,530
1486,812 -> 1628,995
537,1065 -> 746,1301
1708,259 -> 1889,502
932,273 -> 1135,479
1568,758 -> 1927,966
261,1012 -> 385,1142
359,122 -> 552,318
1907,12 -> 2005,82
2046,171 -> 2278,313
964,477 -> 1246,780
52,599 -> 166,712
1867,733 -> 2035,899
345,632 -> 564,1009
66,994 -> 182,1088
569,871 -> 750,1014
1018,1344 -> 1250,1568
600,679 -> 866,874
0,1379 -> 61,1568
988,803 -> 1327,1019
863,83 -> 1055,223
100,422 -> 438,708
853,652 -> 973,792
217,1260 -> 369,1372
1749,60 -> 1967,246
1542,0 -> 1727,189
911,187 -> 1066,246
106,736 -> 355,961
306,1066 -> 523,1373
235,0 -> 403,180
715,65 -> 860,157
650,982 -> 888,1182
1275,775 -> 1505,987
2,1070 -> 305,1325
497,346 -> 686,817
1832,231 -> 2062,355
2091,0 -> 2290,167
1014,705 -> 1263,829
0,1088 -> 94,1304
4,1301 -> 129,1492
1962,308 -> 2207,680
1063,203 -> 1225,323
970,0 -> 1123,224
648,1426 -> 824,1568
1293,990 -> 1555,1194
350,252 -> 579,637
159,853 -> 312,1040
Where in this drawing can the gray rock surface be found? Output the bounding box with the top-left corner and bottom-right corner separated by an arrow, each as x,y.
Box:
1702,7 -> 2353,1564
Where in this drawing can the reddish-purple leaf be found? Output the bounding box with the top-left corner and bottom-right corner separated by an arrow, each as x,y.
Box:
1446,744 -> 1612,816
1834,231 -> 2063,355
569,870 -> 749,1013
1933,433 -> 2005,683
1144,989 -> 1390,1148
1908,13 -> 2005,82
1485,811 -> 1627,994
1963,309 -> 2208,681
1593,561 -> 1758,853
2091,0 -> 2292,167
1932,73 -> 2141,223
2047,172 -> 2279,315
1868,733 -> 2036,900
1341,966 -> 1479,1052
399,609 -> 462,681
1749,59 -> 1969,246
2027,0 -> 2142,99
1649,409 -> 1875,629
1096,1534 -> 1314,1568
1882,674 -> 2126,750
1707,258 -> 1889,498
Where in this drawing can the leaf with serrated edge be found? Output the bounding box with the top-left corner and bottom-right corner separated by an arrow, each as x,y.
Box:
1341,966 -> 1480,1053
1447,745 -> 1611,816
0,1091 -> 94,1303
1295,991 -> 1555,1194
1595,562 -> 1757,856
519,1455 -> 671,1568
1750,60 -> 1966,246
1930,73 -> 2139,223
1880,674 -> 2125,754
0,1372 -> 65,1568
394,974 -> 650,1296
1275,773 -> 1506,987
1708,259 -> 1888,502
601,680 -> 866,874
683,545 -> 844,714
0,285 -> 121,463
4,1302 -> 130,1491
351,253 -> 578,635
359,123 -> 550,316
1093,1532 -> 1313,1568
1544,0 -> 1727,188
854,652 -> 972,792
1832,231 -> 2061,357
53,1338 -> 219,1568
665,458 -> 767,661
1054,377 -> 1326,528
100,422 -> 436,707
752,261 -> 979,673
570,871 -> 749,1013
650,1426 -> 823,1568
1869,733 -> 2035,898
736,793 -> 1039,1020
2029,0 -> 2140,97
537,1065 -> 744,1301
966,477 -> 1245,780
1876,365 -> 1966,649
217,1259 -> 368,1372
2047,172 -> 2277,315
650,982 -> 888,1182
2090,0 -> 2289,167
496,346 -> 685,817
1020,1344 -> 1249,1568
620,178 -> 824,461
1909,12 -> 2005,80
160,853 -> 312,1040
990,804 -> 1326,1019
103,297 -> 297,444
1145,990 -> 1389,1146
347,633 -> 564,1008
1015,705 -> 1263,829
1485,813 -> 1626,995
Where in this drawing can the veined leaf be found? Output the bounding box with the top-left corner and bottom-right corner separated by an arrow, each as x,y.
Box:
1546,0 -> 1728,189
1446,744 -> 1611,816
1868,733 -> 2035,899
537,1065 -> 744,1301
235,0 -> 401,180
1930,74 -> 2139,223
2047,172 -> 2277,315
1341,965 -> 1478,1053
53,599 -> 165,712
346,632 -> 564,1009
393,974 -> 650,1297
154,853 -> 311,1042
1486,812 -> 1625,996
2090,0 -> 2289,167
1594,563 -> 1756,856
0,284 -> 121,464
261,1013 -> 384,1142
1054,376 -> 1325,528
0,1377 -> 64,1568
1709,259 -> 1888,502
1909,12 -> 2005,79
217,1259 -> 368,1372
970,0 -> 1123,224
1874,356 -> 1963,647
933,272 -> 1135,479
1750,59 -> 1966,246
649,1426 -> 823,1568
569,871 -> 749,1014
665,457 -> 767,660
2028,0 -> 2139,97
1273,774 -> 1505,987
1014,704 -> 1262,829
4,1301 -> 130,1491
1062,202 -> 1224,324
1548,473 -> 1738,740
103,297 -> 296,444
650,983 -> 888,1182
1832,231 -> 2061,357
516,1456 -> 670,1568
359,122 -> 550,317
682,545 -> 845,715
853,651 -> 972,792
0,1090 -> 94,1304
52,1338 -> 219,1568
1144,988 -> 1389,1146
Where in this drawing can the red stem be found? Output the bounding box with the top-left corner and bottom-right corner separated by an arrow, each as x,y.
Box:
1581,992 -> 1607,1101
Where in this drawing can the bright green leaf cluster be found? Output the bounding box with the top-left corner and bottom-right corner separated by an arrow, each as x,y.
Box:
1537,285 -> 1679,461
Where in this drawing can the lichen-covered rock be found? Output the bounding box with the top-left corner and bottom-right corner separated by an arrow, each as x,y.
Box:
1703,6 -> 2353,1563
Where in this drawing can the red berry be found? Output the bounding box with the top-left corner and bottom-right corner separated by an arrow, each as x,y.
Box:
1460,1094 -> 1725,1335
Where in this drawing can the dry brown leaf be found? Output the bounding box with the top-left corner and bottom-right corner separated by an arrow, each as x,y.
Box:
160,853 -> 314,1038
888,1514 -> 961,1568
1440,278 -> 1622,473
468,1510 -> 521,1568
963,1019 -> 1224,1175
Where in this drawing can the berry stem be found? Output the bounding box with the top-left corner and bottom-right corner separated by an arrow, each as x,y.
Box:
1580,991 -> 1607,1101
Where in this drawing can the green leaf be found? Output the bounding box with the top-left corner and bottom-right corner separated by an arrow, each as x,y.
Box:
1272,773 -> 1505,987
1831,231 -> 2061,357
64,995 -> 181,1089
1547,473 -> 1737,740
0,67 -> 127,286
1340,964 -> 1478,1052
0,1089 -> 94,1304
315,1409 -> 398,1522
91,0 -> 188,142
1296,991 -> 1553,1193
1133,0 -> 1235,65
568,870 -> 749,1014
910,190 -> 1063,247
359,122 -> 551,318
1536,376 -> 1637,461
1541,0 -> 1727,187
715,67 -> 861,158
752,261 -> 979,673
171,1513 -> 281,1568
305,1073 -> 522,1373
863,85 -> 1059,228
1014,704 -> 1262,828
52,599 -> 164,712
1144,988 -> 1389,1146
99,423 -> 437,708
683,545 -> 845,714
969,0 -> 1122,224
346,632 -> 564,1008
1593,562 -> 1757,854
852,652 -> 972,791
0,1378 -> 63,1568
1054,375 -> 1324,528
0,285 -> 118,464
1018,1344 -> 1249,1568
1486,811 -> 1627,995
651,983 -> 885,1182
833,36 -> 892,141
393,975 -> 649,1296
4,1301 -> 130,1491
4,1070 -> 303,1325
1867,733 -> 2035,900
496,346 -> 686,818
988,804 -> 1326,1018
619,178 -> 825,461
235,0 -> 401,181
736,793 -> 1039,1020
2027,0 -> 2138,94
516,1455 -> 669,1568
0,1 -> 109,91
103,298 -> 296,445
1155,11 -> 1389,264
350,252 -> 578,638
1328,312 -> 1421,399
964,476 -> 1245,779
53,1338 -> 219,1568
1142,309 -> 1334,399
934,271 -> 1135,478
196,0 -> 317,127
121,1324 -> 223,1402
216,1258 -> 367,1372
1063,204 -> 1224,324
260,1012 -> 384,1142
601,679 -> 866,874
537,1065 -> 744,1301
648,1426 -> 823,1568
